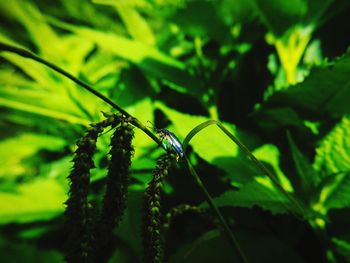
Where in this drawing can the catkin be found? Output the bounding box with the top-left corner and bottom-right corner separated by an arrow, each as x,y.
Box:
94,120 -> 134,263
64,124 -> 104,263
64,113 -> 119,263
143,153 -> 175,263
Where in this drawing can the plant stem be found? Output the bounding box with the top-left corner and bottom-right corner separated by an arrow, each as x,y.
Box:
185,157 -> 248,263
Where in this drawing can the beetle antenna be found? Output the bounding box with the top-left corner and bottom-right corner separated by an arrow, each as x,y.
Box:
146,120 -> 157,132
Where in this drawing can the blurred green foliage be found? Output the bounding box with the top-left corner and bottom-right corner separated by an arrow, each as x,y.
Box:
0,0 -> 350,262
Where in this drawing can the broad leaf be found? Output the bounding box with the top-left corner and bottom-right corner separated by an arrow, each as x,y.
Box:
317,172 -> 350,211
0,133 -> 66,179
47,17 -> 203,92
0,178 -> 66,224
201,180 -> 294,215
0,0 -> 61,58
216,144 -> 293,190
287,132 -> 318,193
313,116 -> 350,174
266,51 -> 350,117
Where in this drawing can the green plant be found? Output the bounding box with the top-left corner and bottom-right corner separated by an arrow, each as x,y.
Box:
1,1 -> 350,263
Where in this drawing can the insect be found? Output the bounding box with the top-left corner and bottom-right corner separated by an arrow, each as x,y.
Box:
157,128 -> 184,160
147,121 -> 184,160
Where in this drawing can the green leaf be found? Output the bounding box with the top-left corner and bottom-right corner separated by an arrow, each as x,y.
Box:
313,116 -> 350,174
216,143 -> 293,192
253,144 -> 293,191
267,51 -> 350,117
213,156 -> 260,185
0,133 -> 66,179
0,52 -> 58,89
201,180 -> 295,215
169,229 -> 305,263
0,0 -> 61,58
0,237 -> 62,263
46,17 -> 202,92
167,230 -> 237,263
114,3 -> 155,45
0,96 -> 90,126
0,178 -> 66,224
117,191 -> 144,263
171,1 -> 231,43
117,66 -> 155,107
317,172 -> 350,211
253,107 -> 309,134
47,17 -> 182,68
250,0 -> 333,36
126,98 -> 154,160
332,238 -> 350,262
287,131 -> 318,193
250,0 -> 307,35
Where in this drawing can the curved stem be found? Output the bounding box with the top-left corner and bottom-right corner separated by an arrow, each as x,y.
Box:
183,120 -> 307,219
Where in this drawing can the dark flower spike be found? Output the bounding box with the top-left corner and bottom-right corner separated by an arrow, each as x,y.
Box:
143,153 -> 176,263
64,113 -> 120,263
94,119 -> 135,263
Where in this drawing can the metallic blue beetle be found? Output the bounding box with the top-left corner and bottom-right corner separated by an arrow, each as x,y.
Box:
156,128 -> 184,160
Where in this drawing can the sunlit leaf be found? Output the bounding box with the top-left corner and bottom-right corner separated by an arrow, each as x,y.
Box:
313,116 -> 350,174
317,172 -> 350,211
0,52 -> 58,89
266,51 -> 350,117
0,96 -> 90,126
0,178 -> 66,224
126,98 -> 155,160
0,133 -> 66,179
0,0 -> 61,58
253,144 -> 293,191
47,17 -> 203,91
114,3 -> 155,45
47,17 -> 182,68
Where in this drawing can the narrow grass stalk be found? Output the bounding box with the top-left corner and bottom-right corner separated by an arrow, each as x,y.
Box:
184,157 -> 249,263
183,120 -> 307,218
